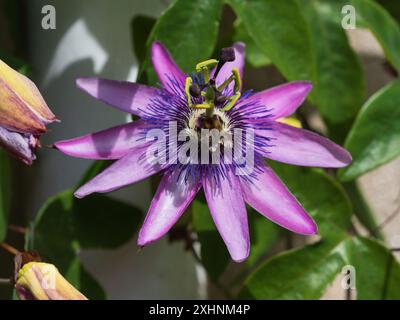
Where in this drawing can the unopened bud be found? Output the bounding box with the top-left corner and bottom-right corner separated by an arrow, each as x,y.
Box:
0,59 -> 58,164
14,252 -> 87,300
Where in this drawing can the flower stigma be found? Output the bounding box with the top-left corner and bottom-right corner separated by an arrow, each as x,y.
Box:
184,47 -> 242,130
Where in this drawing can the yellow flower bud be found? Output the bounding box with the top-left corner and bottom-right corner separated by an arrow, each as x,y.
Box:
14,253 -> 87,300
0,59 -> 58,164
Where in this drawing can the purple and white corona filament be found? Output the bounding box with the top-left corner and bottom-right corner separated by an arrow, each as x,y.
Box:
55,42 -> 352,262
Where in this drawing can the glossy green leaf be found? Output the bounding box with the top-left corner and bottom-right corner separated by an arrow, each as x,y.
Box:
0,150 -> 10,242
29,190 -> 76,268
270,162 -> 353,233
27,189 -> 144,298
324,0 -> 400,71
240,228 -> 348,299
31,190 -> 142,252
0,50 -> 30,75
298,0 -> 365,123
64,258 -> 106,300
26,191 -> 104,299
246,210 -> 280,267
339,80 -> 400,181
352,0 -> 400,72
343,181 -> 383,240
192,196 -> 281,280
192,197 -> 230,281
377,0 -> 400,23
27,192 -> 98,299
232,19 -> 271,68
229,0 -> 363,124
228,0 -> 312,81
131,15 -> 157,66
140,0 -> 223,84
73,193 -> 142,249
345,237 -> 400,299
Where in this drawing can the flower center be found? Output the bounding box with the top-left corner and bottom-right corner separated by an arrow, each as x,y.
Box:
195,114 -> 223,132
188,108 -> 231,134
184,47 -> 242,119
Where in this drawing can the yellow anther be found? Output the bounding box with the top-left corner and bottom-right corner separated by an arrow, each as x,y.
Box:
217,67 -> 242,94
185,77 -> 193,106
221,92 -> 241,112
195,59 -> 219,73
196,59 -> 218,83
232,68 -> 241,93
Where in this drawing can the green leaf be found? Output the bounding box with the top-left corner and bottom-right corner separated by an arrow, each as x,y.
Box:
31,189 -> 143,252
298,0 -> 365,123
140,0 -> 224,84
27,189 -> 144,298
339,80 -> 400,181
241,234 -> 400,299
192,195 -> 281,280
229,0 -> 363,124
73,194 -> 143,249
239,229 -> 348,299
64,258 -> 106,300
325,0 -> 400,71
228,0 -> 312,81
131,15 -> 157,66
192,197 -> 230,281
0,50 -> 30,75
232,19 -> 271,68
0,150 -> 10,242
343,181 -> 383,239
345,237 -> 400,299
270,162 -> 353,233
246,209 -> 280,267
352,0 -> 400,72
377,0 -> 400,23
29,190 -> 76,269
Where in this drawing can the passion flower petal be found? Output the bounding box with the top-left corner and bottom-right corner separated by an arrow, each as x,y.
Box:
151,41 -> 186,92
54,121 -> 148,160
75,144 -> 165,198
241,165 -> 317,235
239,81 -> 312,120
76,77 -> 159,117
258,121 -> 352,168
138,168 -> 201,246
203,168 -> 250,262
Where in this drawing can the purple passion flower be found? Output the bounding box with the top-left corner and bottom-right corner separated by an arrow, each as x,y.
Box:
0,59 -> 58,164
55,42 -> 351,262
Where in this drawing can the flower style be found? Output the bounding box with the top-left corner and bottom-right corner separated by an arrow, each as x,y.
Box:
0,59 -> 57,164
55,42 -> 351,262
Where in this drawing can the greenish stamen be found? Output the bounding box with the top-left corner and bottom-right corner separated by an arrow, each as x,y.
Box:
195,59 -> 218,84
185,49 -> 242,118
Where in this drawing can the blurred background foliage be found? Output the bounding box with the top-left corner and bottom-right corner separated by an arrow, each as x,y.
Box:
1,0 -> 400,300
